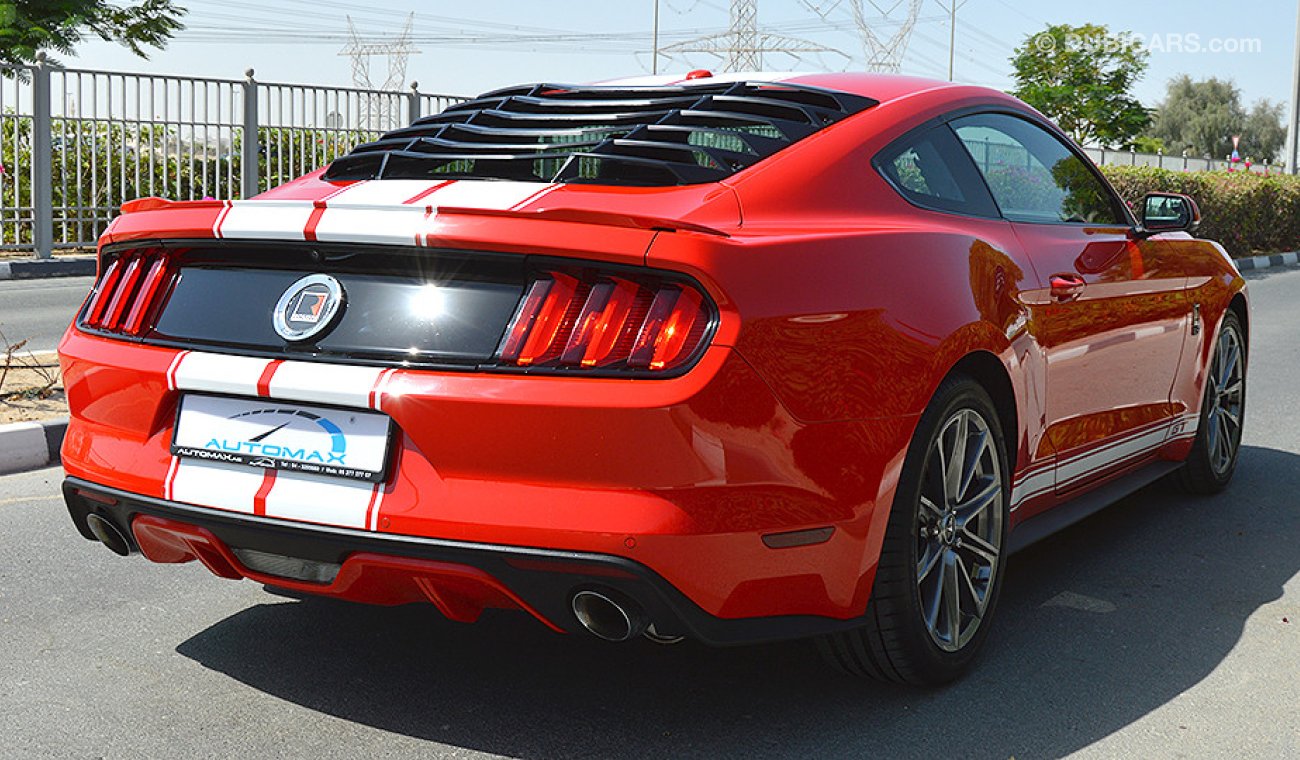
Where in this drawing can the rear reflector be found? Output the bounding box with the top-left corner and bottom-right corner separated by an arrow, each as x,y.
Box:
495,269 -> 713,374
81,248 -> 177,336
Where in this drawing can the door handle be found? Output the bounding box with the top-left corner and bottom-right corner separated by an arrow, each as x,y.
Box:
1050,274 -> 1086,301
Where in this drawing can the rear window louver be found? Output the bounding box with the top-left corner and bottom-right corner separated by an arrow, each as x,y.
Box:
323,81 -> 878,187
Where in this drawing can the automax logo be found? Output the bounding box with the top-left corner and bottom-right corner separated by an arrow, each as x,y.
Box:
201,407 -> 348,465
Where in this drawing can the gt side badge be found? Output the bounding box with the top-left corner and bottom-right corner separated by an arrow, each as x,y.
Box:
273,274 -> 344,342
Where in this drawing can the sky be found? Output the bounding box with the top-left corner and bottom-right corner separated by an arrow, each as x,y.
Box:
66,0 -> 1298,110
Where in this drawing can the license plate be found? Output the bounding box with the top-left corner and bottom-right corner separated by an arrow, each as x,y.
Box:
171,394 -> 393,483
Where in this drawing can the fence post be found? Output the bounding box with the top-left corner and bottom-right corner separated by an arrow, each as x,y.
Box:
408,82 -> 421,124
31,52 -> 53,260
240,69 -> 259,199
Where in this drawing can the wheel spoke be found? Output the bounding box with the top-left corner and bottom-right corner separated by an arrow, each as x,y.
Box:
1220,378 -> 1243,401
1211,415 -> 1227,468
944,413 -> 969,504
1220,405 -> 1241,432
956,556 -> 986,616
1219,338 -> 1240,390
919,495 -> 945,522
959,529 -> 999,566
955,476 -> 999,525
923,555 -> 945,631
943,552 -> 962,644
917,540 -> 943,583
1206,408 -> 1220,456
958,429 -> 990,504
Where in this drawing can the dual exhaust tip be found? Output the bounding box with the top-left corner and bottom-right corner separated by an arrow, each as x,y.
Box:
85,513 -> 134,557
571,590 -> 649,643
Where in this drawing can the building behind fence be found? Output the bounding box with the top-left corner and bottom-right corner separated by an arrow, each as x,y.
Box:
0,58 -> 1286,258
1,54 -> 465,256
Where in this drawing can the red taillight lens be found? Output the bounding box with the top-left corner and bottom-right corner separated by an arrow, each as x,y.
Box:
627,285 -> 704,370
496,269 -> 712,374
81,249 -> 176,336
496,273 -> 578,366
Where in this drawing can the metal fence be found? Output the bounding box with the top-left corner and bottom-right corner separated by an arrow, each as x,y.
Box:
1082,146 -> 1277,175
0,54 -> 466,256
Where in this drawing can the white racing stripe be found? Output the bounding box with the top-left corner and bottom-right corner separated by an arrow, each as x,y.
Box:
266,360 -> 388,410
170,459 -> 265,515
1009,415 -> 1195,511
218,201 -> 316,240
172,352 -> 272,397
263,470 -> 380,530
212,179 -> 556,245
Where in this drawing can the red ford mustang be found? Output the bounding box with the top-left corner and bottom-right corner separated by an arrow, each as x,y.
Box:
59,72 -> 1247,685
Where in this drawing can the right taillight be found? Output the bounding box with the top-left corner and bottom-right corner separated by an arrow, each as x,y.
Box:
495,269 -> 713,374
81,248 -> 177,336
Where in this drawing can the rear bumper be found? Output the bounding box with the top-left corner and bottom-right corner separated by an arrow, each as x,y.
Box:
60,328 -> 920,622
64,477 -> 871,646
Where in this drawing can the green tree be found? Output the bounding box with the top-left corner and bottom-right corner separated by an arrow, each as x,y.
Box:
1149,76 -> 1242,159
0,0 -> 185,67
1242,99 -> 1286,162
1010,23 -> 1150,148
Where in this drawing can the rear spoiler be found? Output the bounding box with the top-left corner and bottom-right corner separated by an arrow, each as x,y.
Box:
119,197 -> 731,238
436,206 -> 731,238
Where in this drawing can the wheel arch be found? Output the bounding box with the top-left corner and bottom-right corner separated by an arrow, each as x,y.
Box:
1228,291 -> 1249,350
943,350 -> 1020,475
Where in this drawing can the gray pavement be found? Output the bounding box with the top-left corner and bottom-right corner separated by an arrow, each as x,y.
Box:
0,276 -> 92,353
2,268 -> 1299,759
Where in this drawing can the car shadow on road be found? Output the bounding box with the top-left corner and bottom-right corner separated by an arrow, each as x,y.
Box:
176,445 -> 1300,759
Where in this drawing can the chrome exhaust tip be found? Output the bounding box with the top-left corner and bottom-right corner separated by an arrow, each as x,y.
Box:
85,513 -> 134,557
571,590 -> 648,642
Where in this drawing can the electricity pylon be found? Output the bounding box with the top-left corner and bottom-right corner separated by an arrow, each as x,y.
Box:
805,0 -> 923,74
339,13 -> 419,131
662,0 -> 841,73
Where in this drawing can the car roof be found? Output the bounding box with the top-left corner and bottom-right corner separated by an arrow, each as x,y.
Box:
598,71 -> 985,107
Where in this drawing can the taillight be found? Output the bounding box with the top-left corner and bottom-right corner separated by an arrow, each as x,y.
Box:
81,248 -> 176,336
495,269 -> 713,374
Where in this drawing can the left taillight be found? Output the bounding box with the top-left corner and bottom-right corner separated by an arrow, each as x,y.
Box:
81,248 -> 177,336
495,268 -> 714,375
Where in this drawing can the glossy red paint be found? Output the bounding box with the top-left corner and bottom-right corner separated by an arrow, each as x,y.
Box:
60,72 -> 1246,637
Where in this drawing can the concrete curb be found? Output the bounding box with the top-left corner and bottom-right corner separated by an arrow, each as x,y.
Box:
0,418 -> 66,475
1236,251 -> 1300,271
0,257 -> 97,281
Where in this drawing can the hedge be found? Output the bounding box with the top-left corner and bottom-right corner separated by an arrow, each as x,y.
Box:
1100,165 -> 1300,258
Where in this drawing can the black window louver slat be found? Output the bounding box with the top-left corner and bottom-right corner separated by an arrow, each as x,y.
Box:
323,80 -> 877,186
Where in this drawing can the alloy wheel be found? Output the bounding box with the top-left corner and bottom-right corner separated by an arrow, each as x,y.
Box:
916,408 -> 1005,652
1205,322 -> 1245,476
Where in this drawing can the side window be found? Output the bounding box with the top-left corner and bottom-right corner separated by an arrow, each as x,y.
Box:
875,125 -> 999,218
951,113 -> 1126,225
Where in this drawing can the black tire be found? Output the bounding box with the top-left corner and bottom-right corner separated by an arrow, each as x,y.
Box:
818,375 -> 1010,686
1176,310 -> 1246,495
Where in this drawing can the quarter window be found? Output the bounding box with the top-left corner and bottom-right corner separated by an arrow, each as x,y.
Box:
875,126 -> 999,218
951,113 -> 1126,225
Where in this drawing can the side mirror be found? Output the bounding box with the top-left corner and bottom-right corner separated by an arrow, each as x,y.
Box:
1138,192 -> 1201,235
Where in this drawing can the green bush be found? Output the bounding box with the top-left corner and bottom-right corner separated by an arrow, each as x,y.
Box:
1101,165 -> 1300,258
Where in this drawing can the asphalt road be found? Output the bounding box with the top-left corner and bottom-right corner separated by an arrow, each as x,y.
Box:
0,276 -> 93,353
2,267 -> 1299,759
